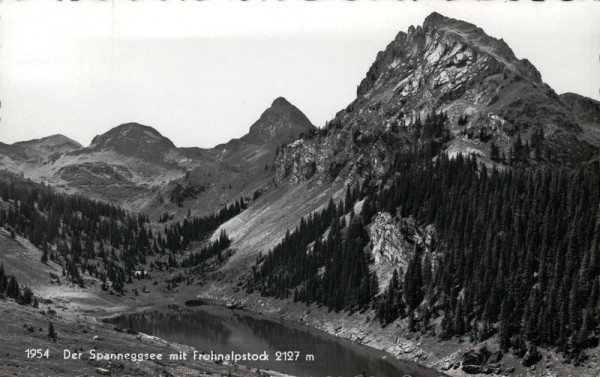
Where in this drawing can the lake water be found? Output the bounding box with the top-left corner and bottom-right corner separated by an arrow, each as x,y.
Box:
110,305 -> 444,377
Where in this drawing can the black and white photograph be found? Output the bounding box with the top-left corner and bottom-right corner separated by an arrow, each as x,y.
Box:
0,1 -> 599,376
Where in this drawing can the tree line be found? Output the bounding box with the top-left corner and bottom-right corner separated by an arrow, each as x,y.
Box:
0,263 -> 37,307
0,173 -> 239,293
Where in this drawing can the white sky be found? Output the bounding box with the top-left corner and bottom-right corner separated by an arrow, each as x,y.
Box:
0,0 -> 598,148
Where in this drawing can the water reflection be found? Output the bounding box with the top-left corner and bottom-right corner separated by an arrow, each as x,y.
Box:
110,305 -> 443,377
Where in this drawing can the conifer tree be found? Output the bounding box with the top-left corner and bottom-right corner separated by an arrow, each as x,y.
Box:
0,263 -> 5,293
48,322 -> 56,340
6,276 -> 19,299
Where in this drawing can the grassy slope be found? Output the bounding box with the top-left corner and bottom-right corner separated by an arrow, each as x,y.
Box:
0,233 -> 287,377
214,181 -> 344,270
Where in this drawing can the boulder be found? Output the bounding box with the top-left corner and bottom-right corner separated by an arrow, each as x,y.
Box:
487,350 -> 503,363
462,364 -> 502,375
522,345 -> 542,367
462,349 -> 487,366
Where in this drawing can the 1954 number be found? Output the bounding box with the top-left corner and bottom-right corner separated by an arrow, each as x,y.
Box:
25,349 -> 50,359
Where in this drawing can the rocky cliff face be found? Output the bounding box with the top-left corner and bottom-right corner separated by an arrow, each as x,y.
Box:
274,12 -> 599,187
367,212 -> 437,291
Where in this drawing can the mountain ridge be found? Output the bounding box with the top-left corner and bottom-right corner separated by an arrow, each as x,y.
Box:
0,97 -> 316,217
5,97 -> 314,157
13,134 -> 83,150
2,11 -> 598,216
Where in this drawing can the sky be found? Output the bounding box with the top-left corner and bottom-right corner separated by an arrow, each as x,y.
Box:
0,1 -> 599,148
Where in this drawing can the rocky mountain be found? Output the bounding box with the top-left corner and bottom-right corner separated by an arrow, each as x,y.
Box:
0,134 -> 82,166
203,97 -> 315,169
159,97 -> 316,216
242,97 -> 315,145
0,98 -> 315,217
14,134 -> 83,161
211,15 -> 600,377
274,12 -> 599,189
208,97 -> 316,169
86,122 -> 178,163
210,12 -> 600,282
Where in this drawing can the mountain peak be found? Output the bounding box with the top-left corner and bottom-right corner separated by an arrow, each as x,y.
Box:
356,12 -> 543,98
422,12 -> 514,58
421,12 -> 542,82
422,12 -> 480,30
10,134 -> 83,162
243,98 -> 316,145
423,11 -> 447,26
105,122 -> 167,138
89,122 -> 176,160
14,134 -> 82,150
271,97 -> 292,107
